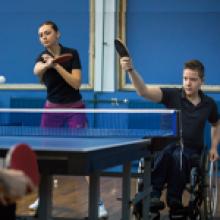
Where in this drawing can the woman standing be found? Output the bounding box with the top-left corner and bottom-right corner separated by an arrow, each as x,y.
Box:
30,21 -> 108,218
34,20 -> 87,128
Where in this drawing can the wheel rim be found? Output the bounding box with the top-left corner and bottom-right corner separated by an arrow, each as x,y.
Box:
208,160 -> 218,216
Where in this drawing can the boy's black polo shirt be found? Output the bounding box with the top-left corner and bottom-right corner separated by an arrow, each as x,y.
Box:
160,88 -> 219,149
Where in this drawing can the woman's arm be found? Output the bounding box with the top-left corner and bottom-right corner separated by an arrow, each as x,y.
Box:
33,54 -> 54,79
54,64 -> 81,89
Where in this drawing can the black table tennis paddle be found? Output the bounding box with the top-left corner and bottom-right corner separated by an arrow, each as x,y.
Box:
114,39 -> 130,57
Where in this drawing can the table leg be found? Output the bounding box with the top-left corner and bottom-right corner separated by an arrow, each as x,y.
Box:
122,161 -> 131,220
38,174 -> 53,220
88,171 -> 100,220
142,158 -> 151,220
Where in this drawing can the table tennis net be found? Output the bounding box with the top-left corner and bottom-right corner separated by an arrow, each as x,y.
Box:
0,108 -> 179,138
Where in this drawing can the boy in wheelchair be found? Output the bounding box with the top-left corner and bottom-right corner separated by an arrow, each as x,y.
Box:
133,146 -> 210,220
119,57 -> 220,219
150,142 -> 203,218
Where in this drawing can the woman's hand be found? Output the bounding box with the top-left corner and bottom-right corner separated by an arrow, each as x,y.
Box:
41,54 -> 54,68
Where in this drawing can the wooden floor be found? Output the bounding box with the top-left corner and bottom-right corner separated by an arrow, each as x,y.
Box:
17,176 -> 123,219
16,175 -> 220,220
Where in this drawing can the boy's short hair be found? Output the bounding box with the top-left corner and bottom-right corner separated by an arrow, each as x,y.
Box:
184,60 -> 205,80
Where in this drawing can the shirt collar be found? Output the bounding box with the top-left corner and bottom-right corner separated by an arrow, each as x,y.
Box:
45,44 -> 64,57
181,88 -> 206,103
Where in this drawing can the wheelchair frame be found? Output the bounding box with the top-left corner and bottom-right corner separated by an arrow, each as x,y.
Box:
170,149 -> 218,220
133,147 -> 218,220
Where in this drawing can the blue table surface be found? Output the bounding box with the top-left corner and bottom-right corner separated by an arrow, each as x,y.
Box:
0,127 -> 174,152
0,127 -> 159,174
0,136 -> 150,152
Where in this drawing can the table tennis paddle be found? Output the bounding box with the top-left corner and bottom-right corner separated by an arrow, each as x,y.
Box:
114,39 -> 130,57
53,53 -> 73,64
5,143 -> 40,192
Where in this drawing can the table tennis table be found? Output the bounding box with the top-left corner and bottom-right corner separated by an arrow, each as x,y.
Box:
0,108 -> 180,220
0,130 -> 153,220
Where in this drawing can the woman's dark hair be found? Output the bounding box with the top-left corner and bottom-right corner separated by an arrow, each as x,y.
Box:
39,21 -> 59,32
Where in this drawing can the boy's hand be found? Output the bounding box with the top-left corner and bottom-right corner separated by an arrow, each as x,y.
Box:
120,57 -> 134,72
209,148 -> 219,161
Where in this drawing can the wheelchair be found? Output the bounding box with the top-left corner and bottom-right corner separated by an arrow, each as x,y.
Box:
133,146 -> 218,220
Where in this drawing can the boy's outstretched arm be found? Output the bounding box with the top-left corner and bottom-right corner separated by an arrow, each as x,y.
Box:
120,57 -> 163,103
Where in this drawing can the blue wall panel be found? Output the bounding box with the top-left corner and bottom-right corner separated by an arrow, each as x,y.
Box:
0,0 -> 90,84
126,0 -> 220,85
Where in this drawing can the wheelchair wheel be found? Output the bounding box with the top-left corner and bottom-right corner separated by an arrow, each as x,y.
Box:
208,160 -> 218,216
199,159 -> 218,220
